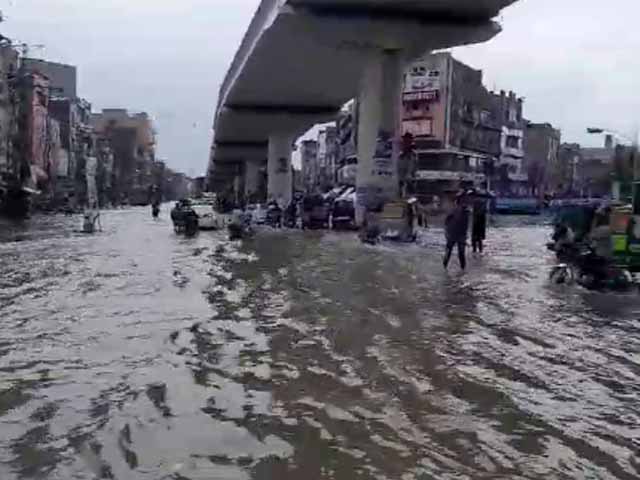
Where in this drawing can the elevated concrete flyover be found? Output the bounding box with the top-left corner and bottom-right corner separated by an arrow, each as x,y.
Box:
209,0 -> 517,209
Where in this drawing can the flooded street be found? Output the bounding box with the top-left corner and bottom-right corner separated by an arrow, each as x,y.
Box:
1,207 -> 640,480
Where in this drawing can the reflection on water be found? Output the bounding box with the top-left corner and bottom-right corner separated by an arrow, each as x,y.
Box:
1,209 -> 640,479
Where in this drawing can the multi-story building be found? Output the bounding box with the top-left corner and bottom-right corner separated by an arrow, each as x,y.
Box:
0,41 -> 20,214
0,43 -> 17,172
316,126 -> 337,190
91,109 -> 155,205
49,98 -> 80,204
16,72 -> 60,193
578,142 -> 616,198
191,176 -> 206,198
335,101 -> 357,187
491,90 -> 526,195
401,52 -> 503,204
21,58 -> 77,99
95,137 -> 115,206
300,139 -> 319,193
524,122 -> 561,196
164,169 -> 192,201
558,143 -> 582,196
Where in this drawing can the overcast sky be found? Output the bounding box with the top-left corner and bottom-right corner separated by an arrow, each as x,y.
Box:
1,0 -> 638,175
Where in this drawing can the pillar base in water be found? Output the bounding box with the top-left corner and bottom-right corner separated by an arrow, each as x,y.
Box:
267,133 -> 293,208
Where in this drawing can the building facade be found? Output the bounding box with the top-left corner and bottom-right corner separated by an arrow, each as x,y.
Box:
401,52 -> 503,204
578,145 -> 615,198
557,143 -> 581,196
316,126 -> 337,191
91,109 -> 156,205
0,43 -> 17,172
21,58 -> 77,99
524,122 -> 561,196
491,90 -> 526,195
335,101 -> 357,187
300,139 -> 319,193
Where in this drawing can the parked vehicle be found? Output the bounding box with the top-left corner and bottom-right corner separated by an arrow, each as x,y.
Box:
191,202 -> 218,229
331,187 -> 356,229
302,194 -> 330,229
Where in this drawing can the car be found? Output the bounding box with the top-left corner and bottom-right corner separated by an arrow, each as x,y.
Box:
247,203 -> 267,224
191,203 -> 218,229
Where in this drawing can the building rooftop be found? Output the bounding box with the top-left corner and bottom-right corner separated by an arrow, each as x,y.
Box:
581,147 -> 614,162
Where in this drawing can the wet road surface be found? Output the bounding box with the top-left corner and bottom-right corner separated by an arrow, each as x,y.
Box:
1,208 -> 640,479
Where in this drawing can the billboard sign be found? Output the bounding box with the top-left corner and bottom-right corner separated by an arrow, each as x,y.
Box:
405,66 -> 441,93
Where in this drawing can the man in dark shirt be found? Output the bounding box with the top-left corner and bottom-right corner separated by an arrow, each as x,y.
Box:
443,195 -> 470,270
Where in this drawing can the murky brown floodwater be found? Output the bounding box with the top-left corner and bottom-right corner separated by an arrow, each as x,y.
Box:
1,208 -> 640,480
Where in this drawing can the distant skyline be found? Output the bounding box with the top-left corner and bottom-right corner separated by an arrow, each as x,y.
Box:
1,0 -> 639,175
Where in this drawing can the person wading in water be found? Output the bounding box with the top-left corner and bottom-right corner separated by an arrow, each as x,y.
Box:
472,196 -> 488,254
443,194 -> 470,270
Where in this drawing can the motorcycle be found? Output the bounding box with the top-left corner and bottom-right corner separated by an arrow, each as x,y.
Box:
548,241 -> 632,291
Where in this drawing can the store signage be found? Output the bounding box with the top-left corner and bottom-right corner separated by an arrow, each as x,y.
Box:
403,91 -> 438,102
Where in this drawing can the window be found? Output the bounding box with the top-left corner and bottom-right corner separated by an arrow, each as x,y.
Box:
508,107 -> 517,123
410,66 -> 426,77
480,110 -> 491,124
506,135 -> 520,149
428,70 -> 440,78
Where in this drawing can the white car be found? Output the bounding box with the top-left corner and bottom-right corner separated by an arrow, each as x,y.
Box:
191,203 -> 218,229
247,204 -> 267,224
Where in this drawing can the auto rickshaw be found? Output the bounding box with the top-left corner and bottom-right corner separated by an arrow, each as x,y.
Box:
548,199 -> 635,289
378,198 -> 418,242
610,211 -> 640,273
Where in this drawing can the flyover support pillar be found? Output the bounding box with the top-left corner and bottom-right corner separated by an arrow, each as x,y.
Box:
267,133 -> 294,208
244,158 -> 262,203
356,50 -> 403,225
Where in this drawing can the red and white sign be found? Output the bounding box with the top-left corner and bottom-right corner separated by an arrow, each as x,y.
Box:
403,91 -> 438,102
